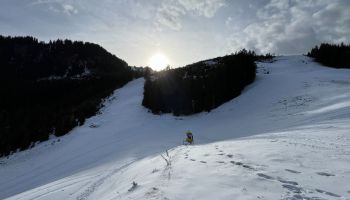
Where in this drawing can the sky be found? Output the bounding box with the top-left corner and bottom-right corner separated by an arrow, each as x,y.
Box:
0,0 -> 349,68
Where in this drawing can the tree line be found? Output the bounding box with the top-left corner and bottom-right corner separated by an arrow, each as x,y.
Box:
307,43 -> 350,68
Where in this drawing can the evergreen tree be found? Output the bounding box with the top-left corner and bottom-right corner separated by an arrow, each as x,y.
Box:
307,43 -> 350,68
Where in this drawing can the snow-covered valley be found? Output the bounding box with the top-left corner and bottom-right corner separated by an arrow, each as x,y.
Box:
1,56 -> 350,200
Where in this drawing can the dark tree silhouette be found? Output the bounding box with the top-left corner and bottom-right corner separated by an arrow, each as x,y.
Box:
0,35 -> 139,156
307,43 -> 350,68
142,50 -> 271,116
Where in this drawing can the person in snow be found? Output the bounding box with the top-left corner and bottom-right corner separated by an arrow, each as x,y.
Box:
184,130 -> 194,145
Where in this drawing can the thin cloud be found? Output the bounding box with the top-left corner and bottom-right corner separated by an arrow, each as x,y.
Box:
155,0 -> 226,31
62,4 -> 78,15
32,0 -> 78,16
177,0 -> 226,17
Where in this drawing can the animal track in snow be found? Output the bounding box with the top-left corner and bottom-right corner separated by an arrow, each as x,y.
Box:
315,189 -> 341,197
285,169 -> 301,174
257,173 -> 275,180
230,161 -> 243,166
257,173 -> 300,186
242,164 -> 255,170
229,160 -> 256,170
316,172 -> 335,177
254,171 -> 341,200
145,187 -> 159,197
277,177 -> 298,186
282,184 -> 303,194
284,194 -> 327,200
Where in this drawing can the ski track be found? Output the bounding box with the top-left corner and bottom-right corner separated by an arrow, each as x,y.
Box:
1,56 -> 350,200
76,161 -> 135,200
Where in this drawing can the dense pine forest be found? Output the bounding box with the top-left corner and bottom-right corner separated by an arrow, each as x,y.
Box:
0,36 -> 138,156
307,43 -> 350,68
142,50 -> 273,115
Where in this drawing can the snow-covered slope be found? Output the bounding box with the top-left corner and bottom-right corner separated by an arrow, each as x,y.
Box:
1,56 -> 350,200
87,125 -> 350,200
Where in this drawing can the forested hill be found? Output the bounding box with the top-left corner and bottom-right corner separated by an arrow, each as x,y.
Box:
0,36 -> 136,156
142,50 -> 273,115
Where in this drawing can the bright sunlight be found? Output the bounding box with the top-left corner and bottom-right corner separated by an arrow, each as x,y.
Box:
148,53 -> 170,71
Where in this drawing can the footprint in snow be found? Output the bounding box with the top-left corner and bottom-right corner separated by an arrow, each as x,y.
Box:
226,154 -> 233,158
230,161 -> 243,165
203,153 -> 210,157
277,177 -> 298,186
285,169 -> 301,174
315,189 -> 341,197
282,184 -> 303,194
257,172 -> 300,186
316,172 -> 335,177
200,161 -> 207,163
242,164 -> 255,170
257,173 -> 275,180
216,161 -> 225,164
235,162 -> 243,165
217,153 -> 225,156
230,161 -> 255,170
145,187 -> 159,196
287,194 -> 326,200
190,159 -> 196,161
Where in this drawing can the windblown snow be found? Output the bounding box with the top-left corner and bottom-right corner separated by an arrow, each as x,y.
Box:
1,56 -> 350,200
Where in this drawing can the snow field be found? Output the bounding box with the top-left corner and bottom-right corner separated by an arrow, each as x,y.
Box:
84,122 -> 350,200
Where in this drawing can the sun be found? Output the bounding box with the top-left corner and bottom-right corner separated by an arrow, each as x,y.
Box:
148,53 -> 170,71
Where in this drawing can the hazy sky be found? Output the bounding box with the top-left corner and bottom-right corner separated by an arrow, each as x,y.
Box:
0,0 -> 349,67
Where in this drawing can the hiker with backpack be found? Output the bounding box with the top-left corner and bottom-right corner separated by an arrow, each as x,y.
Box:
183,130 -> 194,145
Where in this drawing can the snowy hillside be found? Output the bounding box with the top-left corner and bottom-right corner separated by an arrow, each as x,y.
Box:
1,56 -> 350,200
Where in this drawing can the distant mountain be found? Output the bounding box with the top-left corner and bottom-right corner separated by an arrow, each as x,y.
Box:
142,50 -> 273,115
0,36 -> 138,156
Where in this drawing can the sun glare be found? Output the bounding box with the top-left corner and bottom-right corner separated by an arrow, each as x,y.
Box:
148,53 -> 169,71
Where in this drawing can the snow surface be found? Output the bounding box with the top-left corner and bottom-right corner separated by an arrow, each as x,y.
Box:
37,66 -> 91,81
1,56 -> 350,200
203,60 -> 217,66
